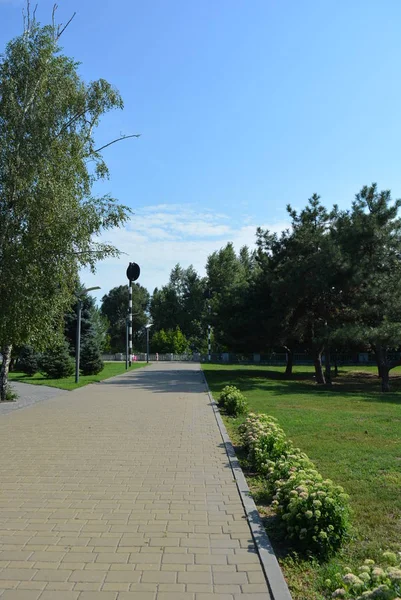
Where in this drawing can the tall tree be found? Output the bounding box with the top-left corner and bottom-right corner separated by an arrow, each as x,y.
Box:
101,284 -> 149,353
150,265 -> 206,349
206,243 -> 261,353
334,184 -> 401,391
0,10 -> 135,400
64,287 -> 109,354
257,196 -> 345,383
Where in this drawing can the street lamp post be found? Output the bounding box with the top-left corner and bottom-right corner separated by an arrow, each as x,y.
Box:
126,262 -> 141,368
125,312 -> 129,370
75,286 -> 100,384
204,289 -> 213,362
145,323 -> 152,363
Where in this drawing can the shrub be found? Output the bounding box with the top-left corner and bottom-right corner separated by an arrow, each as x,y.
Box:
80,333 -> 104,376
325,551 -> 401,599
40,341 -> 74,379
219,385 -> 248,416
17,345 -> 39,376
239,412 -> 351,557
239,413 -> 292,473
273,468 -> 350,556
5,386 -> 18,401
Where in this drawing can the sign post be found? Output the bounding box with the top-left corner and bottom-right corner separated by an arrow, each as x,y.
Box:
126,262 -> 140,368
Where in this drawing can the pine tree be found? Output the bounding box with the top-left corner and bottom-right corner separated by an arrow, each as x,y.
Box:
40,341 -> 74,379
80,331 -> 104,376
17,345 -> 39,376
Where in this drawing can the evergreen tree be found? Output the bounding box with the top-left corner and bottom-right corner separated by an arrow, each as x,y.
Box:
334,184 -> 401,391
17,345 -> 39,376
80,330 -> 104,376
40,341 -> 74,379
150,265 -> 206,349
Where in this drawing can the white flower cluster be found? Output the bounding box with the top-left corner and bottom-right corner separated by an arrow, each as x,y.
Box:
239,413 -> 350,556
328,552 -> 401,600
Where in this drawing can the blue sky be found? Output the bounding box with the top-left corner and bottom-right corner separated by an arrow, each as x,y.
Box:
2,0 -> 401,302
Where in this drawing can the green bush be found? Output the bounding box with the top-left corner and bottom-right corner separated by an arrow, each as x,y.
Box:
273,468 -> 350,556
239,413 -> 292,473
17,345 -> 39,376
324,551 -> 401,599
5,386 -> 18,401
80,333 -> 104,376
219,385 -> 248,416
239,412 -> 351,557
40,341 -> 74,379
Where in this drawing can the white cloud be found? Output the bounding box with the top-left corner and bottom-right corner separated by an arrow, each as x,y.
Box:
80,204 -> 288,303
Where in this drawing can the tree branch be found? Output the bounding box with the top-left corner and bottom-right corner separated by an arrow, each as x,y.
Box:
56,11 -> 76,40
94,134 -> 141,153
55,108 -> 88,138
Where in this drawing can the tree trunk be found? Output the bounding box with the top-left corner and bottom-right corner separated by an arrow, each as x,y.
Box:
381,367 -> 390,392
284,347 -> 293,377
374,345 -> 391,392
375,356 -> 383,378
325,345 -> 332,386
313,348 -> 326,384
334,354 -> 338,377
0,344 -> 13,402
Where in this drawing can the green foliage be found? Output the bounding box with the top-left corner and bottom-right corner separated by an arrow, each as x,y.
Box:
17,345 -> 39,376
0,13 -> 131,399
5,386 -> 18,401
80,331 -> 104,376
204,364 -> 401,599
101,284 -> 149,353
40,341 -> 74,379
240,412 -> 351,557
256,195 -> 345,383
151,329 -> 169,354
324,552 -> 401,599
9,361 -> 145,391
151,326 -> 189,354
239,413 -> 293,473
334,184 -> 401,390
219,385 -> 248,416
171,326 -> 189,353
150,265 -> 206,350
206,243 -> 262,353
65,286 -> 109,354
273,468 -> 350,557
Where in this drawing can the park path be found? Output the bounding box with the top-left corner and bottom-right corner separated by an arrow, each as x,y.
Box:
0,362 -> 271,600
1,382 -> 68,415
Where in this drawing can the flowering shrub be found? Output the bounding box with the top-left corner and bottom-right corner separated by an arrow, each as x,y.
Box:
326,551 -> 401,599
239,412 -> 351,557
218,385 -> 248,416
239,413 -> 291,473
273,468 -> 350,556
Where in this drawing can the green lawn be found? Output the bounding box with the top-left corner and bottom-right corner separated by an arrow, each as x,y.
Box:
202,364 -> 401,600
9,361 -> 147,391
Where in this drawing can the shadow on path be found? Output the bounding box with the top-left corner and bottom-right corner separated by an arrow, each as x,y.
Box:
100,364 -> 208,395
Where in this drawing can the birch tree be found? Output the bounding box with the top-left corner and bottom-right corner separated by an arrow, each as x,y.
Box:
0,7 -> 137,399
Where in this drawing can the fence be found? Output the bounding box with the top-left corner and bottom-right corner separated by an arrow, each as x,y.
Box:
102,353 -> 198,362
102,351 -> 401,365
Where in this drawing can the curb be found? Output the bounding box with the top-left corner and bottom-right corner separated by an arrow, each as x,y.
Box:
201,370 -> 293,600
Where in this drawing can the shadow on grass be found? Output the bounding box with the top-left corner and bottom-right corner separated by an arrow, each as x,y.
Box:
205,368 -> 401,405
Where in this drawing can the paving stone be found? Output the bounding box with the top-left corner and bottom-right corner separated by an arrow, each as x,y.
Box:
0,363 -> 271,599
1,592 -> 42,600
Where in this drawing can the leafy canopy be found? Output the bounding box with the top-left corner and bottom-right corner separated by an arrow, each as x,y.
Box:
0,14 -> 132,351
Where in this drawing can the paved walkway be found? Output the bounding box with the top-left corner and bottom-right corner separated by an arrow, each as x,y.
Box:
1,382 -> 67,415
0,362 -> 271,600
